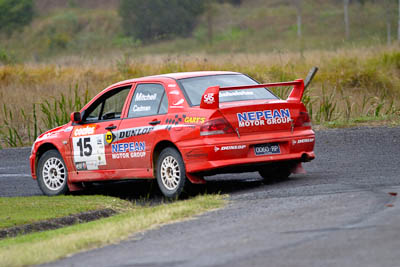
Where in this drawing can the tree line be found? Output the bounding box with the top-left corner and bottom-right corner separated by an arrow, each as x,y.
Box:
0,0 -> 399,45
118,0 -> 241,41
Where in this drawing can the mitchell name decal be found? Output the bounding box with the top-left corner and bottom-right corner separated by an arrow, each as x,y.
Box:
237,109 -> 291,127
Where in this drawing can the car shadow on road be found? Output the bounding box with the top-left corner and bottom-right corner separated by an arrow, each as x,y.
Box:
71,172 -> 290,205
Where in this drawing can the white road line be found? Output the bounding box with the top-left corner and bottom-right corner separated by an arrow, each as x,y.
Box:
0,174 -> 31,177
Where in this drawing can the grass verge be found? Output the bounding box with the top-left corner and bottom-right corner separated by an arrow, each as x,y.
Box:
0,195 -> 130,229
317,115 -> 400,129
0,194 -> 225,266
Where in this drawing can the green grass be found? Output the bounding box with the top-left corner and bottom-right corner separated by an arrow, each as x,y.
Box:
0,195 -> 132,229
0,194 -> 226,267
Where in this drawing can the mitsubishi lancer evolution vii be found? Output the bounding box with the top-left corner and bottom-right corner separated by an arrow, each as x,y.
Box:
30,71 -> 315,198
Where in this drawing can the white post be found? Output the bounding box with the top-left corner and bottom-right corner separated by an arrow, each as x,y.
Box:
385,0 -> 392,45
296,0 -> 302,38
344,0 -> 350,40
294,0 -> 303,57
398,0 -> 400,41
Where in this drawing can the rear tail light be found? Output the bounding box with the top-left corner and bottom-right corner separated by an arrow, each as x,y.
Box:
200,118 -> 235,136
294,111 -> 311,127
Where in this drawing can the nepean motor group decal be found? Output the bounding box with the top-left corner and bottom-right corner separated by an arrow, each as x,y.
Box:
237,109 -> 291,127
111,141 -> 146,159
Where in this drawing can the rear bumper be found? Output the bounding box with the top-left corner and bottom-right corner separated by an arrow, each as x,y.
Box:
181,130 -> 315,173
187,151 -> 314,173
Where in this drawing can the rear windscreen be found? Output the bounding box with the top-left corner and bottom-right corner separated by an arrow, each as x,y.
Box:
178,74 -> 278,106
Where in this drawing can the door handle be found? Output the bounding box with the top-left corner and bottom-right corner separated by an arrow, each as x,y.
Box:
105,125 -> 117,131
149,120 -> 161,125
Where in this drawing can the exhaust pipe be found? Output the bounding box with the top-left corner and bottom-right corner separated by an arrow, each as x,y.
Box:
301,153 -> 311,162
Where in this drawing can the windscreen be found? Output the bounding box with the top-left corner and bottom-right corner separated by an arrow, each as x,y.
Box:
178,74 -> 278,106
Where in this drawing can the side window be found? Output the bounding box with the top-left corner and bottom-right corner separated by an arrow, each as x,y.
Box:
85,102 -> 102,121
128,84 -> 166,118
159,93 -> 168,114
84,86 -> 131,122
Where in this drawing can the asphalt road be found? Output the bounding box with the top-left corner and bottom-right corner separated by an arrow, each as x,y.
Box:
0,147 -> 38,197
1,127 -> 400,266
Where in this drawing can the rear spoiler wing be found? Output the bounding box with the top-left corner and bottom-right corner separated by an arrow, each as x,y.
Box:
200,67 -> 318,109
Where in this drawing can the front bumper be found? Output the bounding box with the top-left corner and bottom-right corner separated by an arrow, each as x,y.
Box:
30,153 -> 36,179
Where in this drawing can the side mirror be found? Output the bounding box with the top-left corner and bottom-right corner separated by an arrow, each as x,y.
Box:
70,112 -> 81,123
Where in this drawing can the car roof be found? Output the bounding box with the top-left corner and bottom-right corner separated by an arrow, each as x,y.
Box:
156,71 -> 240,80
109,71 -> 241,88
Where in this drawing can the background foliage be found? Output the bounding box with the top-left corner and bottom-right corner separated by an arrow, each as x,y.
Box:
0,0 -> 398,60
0,0 -> 34,35
119,0 -> 205,41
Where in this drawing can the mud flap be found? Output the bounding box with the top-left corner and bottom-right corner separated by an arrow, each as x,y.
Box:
292,162 -> 306,174
186,173 -> 207,184
67,181 -> 84,191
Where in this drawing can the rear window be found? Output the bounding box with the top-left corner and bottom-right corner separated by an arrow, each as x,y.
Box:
178,74 -> 277,106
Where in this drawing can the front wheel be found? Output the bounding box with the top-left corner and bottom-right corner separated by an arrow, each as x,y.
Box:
37,149 -> 69,196
156,147 -> 187,199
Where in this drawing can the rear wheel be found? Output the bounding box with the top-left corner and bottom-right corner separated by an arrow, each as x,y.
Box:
156,147 -> 187,199
258,163 -> 293,181
37,150 -> 69,196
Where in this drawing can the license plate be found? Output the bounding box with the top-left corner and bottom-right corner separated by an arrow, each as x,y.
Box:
254,143 -> 281,156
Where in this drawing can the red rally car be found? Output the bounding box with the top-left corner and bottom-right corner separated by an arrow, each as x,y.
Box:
30,71 -> 315,198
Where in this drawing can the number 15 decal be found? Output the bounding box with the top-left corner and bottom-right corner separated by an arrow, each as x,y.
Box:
72,134 -> 106,170
76,137 -> 92,157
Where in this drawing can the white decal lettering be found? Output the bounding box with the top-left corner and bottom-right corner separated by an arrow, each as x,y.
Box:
220,91 -> 254,97
132,105 -> 151,112
204,93 -> 215,104
73,126 -> 95,136
135,92 -> 157,101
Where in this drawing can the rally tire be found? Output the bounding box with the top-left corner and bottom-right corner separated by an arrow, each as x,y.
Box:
37,149 -> 69,196
156,147 -> 187,199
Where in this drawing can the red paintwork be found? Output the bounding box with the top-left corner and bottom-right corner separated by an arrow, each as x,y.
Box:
30,71 -> 315,191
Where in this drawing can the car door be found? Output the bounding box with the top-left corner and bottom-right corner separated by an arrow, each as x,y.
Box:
115,83 -> 169,176
69,85 -> 131,177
